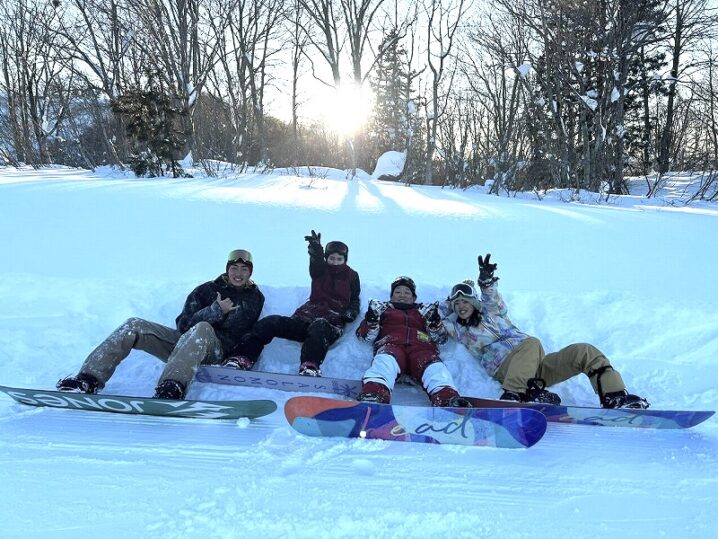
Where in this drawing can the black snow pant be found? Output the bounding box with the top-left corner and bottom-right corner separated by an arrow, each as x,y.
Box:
239,315 -> 342,368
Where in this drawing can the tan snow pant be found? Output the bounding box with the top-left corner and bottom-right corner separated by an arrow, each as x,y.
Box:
494,337 -> 626,397
79,317 -> 223,389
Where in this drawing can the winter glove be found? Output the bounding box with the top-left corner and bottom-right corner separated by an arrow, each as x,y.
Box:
477,253 -> 498,288
305,230 -> 323,257
365,300 -> 388,324
421,302 -> 442,331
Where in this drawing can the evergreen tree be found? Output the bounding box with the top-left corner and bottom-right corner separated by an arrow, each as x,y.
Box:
623,43 -> 669,174
368,30 -> 421,178
110,77 -> 188,178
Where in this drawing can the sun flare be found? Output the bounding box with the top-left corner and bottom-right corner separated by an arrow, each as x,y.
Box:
322,84 -> 373,137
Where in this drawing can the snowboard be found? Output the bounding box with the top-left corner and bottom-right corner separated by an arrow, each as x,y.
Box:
195,366 -> 362,399
0,384 -> 277,420
284,396 -> 547,448
464,396 -> 714,429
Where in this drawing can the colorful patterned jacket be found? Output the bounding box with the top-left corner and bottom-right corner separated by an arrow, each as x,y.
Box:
439,282 -> 529,376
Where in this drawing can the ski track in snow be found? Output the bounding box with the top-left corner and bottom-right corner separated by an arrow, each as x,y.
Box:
1,166 -> 717,538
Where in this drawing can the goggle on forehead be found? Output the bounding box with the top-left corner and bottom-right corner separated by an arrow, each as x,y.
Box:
449,282 -> 478,302
228,249 -> 253,264
325,241 -> 348,255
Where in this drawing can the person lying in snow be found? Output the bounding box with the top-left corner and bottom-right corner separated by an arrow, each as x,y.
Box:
355,276 -> 471,407
57,249 -> 264,400
223,230 -> 360,376
440,254 -> 649,409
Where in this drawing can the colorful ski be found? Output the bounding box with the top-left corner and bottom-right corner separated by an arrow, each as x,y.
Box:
0,384 -> 277,420
195,366 -> 362,398
284,396 -> 546,448
464,396 -> 714,429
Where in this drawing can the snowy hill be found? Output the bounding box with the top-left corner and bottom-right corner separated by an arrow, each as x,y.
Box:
1,165 -> 717,538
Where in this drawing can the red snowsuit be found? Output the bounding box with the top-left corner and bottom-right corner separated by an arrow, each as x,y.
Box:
356,302 -> 459,405
356,303 -> 445,380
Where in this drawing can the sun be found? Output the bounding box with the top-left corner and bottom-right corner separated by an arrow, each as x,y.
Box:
321,83 -> 373,137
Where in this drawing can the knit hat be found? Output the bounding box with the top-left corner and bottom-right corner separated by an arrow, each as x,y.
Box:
449,279 -> 481,312
391,275 -> 417,297
226,249 -> 253,274
324,240 -> 349,261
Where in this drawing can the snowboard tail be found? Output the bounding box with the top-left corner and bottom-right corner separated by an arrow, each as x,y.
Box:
284,396 -> 547,448
0,384 -> 277,420
465,396 -> 714,429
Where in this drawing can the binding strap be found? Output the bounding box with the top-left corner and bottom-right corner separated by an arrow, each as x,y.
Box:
588,365 -> 614,399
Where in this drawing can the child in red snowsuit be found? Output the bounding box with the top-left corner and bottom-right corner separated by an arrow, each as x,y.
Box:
355,276 -> 469,407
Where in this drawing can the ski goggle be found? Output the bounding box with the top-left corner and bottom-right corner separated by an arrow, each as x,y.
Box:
449,282 -> 478,302
227,249 -> 253,265
325,241 -> 348,257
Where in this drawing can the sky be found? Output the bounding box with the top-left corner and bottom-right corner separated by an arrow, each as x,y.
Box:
0,160 -> 716,538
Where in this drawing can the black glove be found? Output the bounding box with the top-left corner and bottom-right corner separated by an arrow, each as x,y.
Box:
423,302 -> 441,330
305,230 -> 323,257
478,253 -> 498,287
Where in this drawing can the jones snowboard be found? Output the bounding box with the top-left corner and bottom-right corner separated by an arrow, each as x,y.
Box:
196,366 -> 362,399
284,396 -> 547,448
0,384 -> 277,420
464,396 -> 714,429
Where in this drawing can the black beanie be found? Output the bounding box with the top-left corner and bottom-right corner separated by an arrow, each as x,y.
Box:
324,240 -> 349,261
391,276 -> 416,297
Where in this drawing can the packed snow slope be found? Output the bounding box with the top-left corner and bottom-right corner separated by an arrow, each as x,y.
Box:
0,165 -> 717,538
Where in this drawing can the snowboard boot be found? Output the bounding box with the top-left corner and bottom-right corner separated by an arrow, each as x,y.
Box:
357,381 -> 390,404
601,390 -> 649,410
298,361 -> 321,377
153,379 -> 186,400
56,372 -> 100,394
222,355 -> 254,370
589,365 -> 649,409
447,395 -> 473,408
499,389 -> 523,402
429,386 -> 462,407
525,377 -> 561,405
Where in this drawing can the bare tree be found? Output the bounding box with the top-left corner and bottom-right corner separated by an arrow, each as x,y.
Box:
657,0 -> 716,173
125,0 -> 238,157
297,0 -> 344,86
287,0 -> 311,156
422,0 -> 468,185
340,0 -> 388,84
464,7 -> 532,192
0,0 -> 75,165
49,0 -> 138,165
208,0 -> 284,164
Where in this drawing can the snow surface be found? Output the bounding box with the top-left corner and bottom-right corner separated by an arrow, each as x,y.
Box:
1,164 -> 717,538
